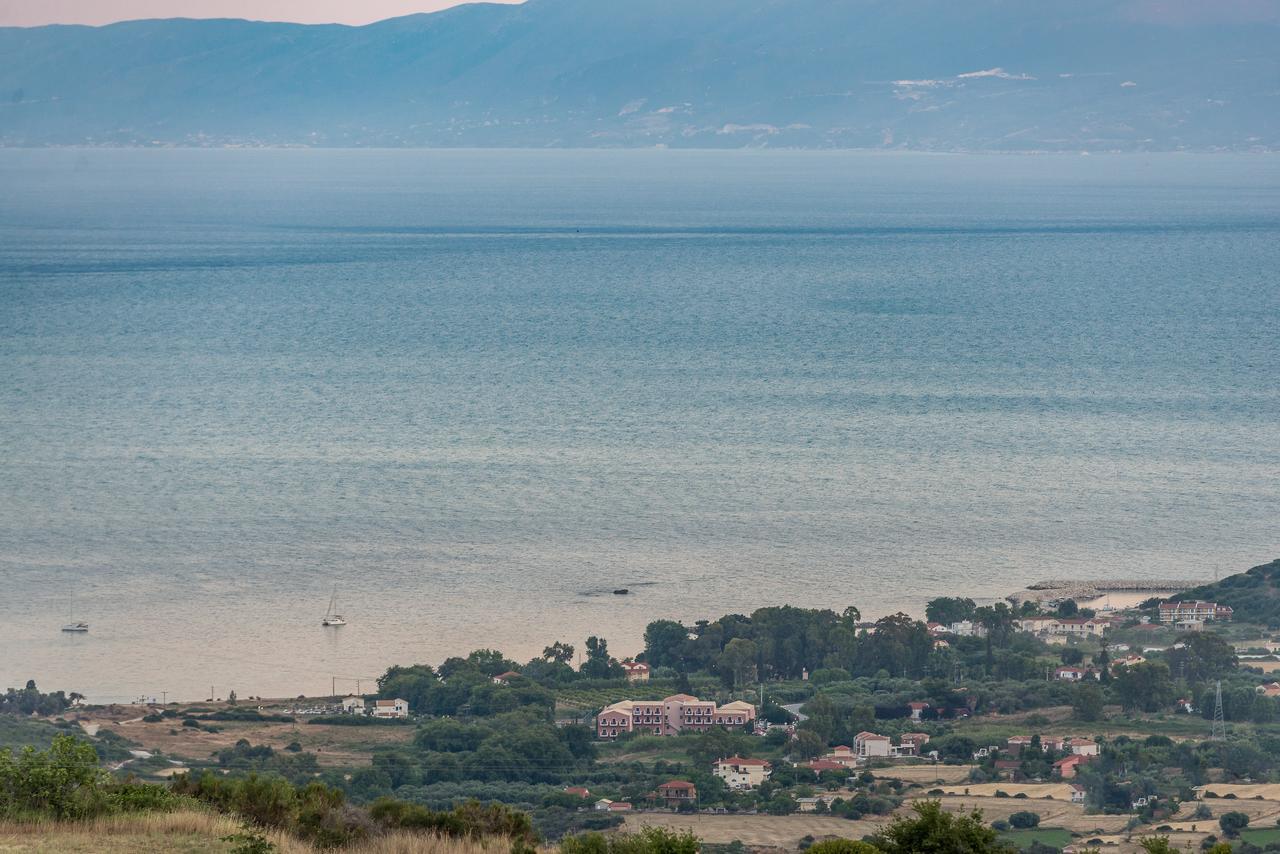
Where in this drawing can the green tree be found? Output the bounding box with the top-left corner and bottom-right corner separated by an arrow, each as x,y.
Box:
717,638 -> 759,689
1219,811 -> 1249,837
542,642 -> 575,664
871,800 -> 1014,854
1138,838 -> 1176,854
791,730 -> 828,760
925,598 -> 976,626
643,621 -> 689,670
1072,682 -> 1106,722
1165,633 -> 1237,685
1115,662 -> 1176,713
806,840 -> 881,854
1008,811 -> 1040,829
581,637 -> 622,680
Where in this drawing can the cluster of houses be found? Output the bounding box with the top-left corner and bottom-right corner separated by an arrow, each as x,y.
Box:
805,731 -> 932,771
1157,601 -> 1233,626
981,735 -> 1102,780
595,693 -> 756,739
339,695 -> 410,718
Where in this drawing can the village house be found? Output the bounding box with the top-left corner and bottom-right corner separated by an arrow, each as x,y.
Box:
595,694 -> 755,739
655,780 -> 697,807
563,786 -> 591,799
1256,682 -> 1280,698
341,696 -> 366,714
907,701 -> 930,721
621,661 -> 650,682
712,756 -> 772,790
1018,616 -> 1110,638
1054,666 -> 1099,682
1070,783 -> 1087,804
795,795 -> 838,812
1112,654 -> 1146,669
492,671 -> 521,685
1158,601 -> 1233,624
805,759 -> 847,773
370,698 -> 410,718
820,745 -> 860,768
1067,738 -> 1100,756
1054,754 -> 1092,779
854,731 -> 892,759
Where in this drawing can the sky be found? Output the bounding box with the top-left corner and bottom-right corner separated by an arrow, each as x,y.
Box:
0,0 -> 521,27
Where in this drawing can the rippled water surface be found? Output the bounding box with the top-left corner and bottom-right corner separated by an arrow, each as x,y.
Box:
1,150 -> 1278,701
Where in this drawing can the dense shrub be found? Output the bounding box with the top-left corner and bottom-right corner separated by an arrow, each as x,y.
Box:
561,826 -> 700,854
0,736 -> 176,820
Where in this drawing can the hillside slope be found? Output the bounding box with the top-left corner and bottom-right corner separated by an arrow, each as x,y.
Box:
1,0 -> 1278,148
1172,558 -> 1280,626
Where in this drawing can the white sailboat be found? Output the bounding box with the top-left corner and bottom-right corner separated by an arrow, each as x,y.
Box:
321,586 -> 347,627
62,589 -> 89,633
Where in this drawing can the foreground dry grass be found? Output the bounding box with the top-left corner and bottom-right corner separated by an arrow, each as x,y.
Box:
0,811 -> 517,854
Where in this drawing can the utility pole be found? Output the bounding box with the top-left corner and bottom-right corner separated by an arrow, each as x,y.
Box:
331,676 -> 336,698
1211,680 -> 1226,741
161,691 -> 167,705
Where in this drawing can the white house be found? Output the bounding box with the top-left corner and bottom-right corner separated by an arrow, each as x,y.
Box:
371,698 -> 410,718
1068,738 -> 1100,756
712,756 -> 772,790
854,731 -> 892,759
341,696 -> 366,714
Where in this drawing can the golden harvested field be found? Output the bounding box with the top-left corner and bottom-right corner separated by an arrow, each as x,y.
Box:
869,764 -> 974,784
0,813 -> 520,854
625,813 -> 885,846
938,783 -> 1075,800
1199,783 -> 1280,800
624,793 -> 1136,848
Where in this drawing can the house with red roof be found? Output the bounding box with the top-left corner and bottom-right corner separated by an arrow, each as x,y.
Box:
1053,754 -> 1093,779
621,661 -> 651,682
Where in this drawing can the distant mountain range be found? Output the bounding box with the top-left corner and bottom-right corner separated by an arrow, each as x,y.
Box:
2,0 -> 1278,149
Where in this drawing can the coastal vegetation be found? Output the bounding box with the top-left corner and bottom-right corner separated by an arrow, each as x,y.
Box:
8,558 -> 1280,852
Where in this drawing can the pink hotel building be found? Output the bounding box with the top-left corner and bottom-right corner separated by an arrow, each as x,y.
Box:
596,694 -> 756,739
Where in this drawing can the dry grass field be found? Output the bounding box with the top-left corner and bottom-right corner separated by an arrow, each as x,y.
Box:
71,706 -> 413,769
624,812 -> 886,847
0,812 -> 520,854
1198,783 -> 1280,801
868,764 -> 975,784
938,782 -> 1075,800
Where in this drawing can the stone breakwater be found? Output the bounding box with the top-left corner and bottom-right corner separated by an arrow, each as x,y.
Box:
1008,579 -> 1199,606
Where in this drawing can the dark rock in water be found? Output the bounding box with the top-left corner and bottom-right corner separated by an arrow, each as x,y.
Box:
613,588 -> 629,595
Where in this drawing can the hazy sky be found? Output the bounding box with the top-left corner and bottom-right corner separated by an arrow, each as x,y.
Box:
0,0 -> 521,27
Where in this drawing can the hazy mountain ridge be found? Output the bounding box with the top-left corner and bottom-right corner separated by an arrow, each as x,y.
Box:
2,0 -> 1278,149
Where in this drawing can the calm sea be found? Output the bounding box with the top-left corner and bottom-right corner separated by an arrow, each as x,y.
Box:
1,150 -> 1277,702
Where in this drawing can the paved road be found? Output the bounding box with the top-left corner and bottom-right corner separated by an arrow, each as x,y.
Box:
781,702 -> 808,722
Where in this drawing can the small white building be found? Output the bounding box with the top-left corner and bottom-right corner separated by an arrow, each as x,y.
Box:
1068,738 -> 1100,756
371,698 -> 410,718
854,731 -> 892,759
341,696 -> 366,714
712,756 -> 772,790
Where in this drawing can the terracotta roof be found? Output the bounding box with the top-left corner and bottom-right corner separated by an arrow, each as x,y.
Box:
716,756 -> 770,767
659,780 -> 697,790
807,760 -> 846,771
856,731 -> 890,740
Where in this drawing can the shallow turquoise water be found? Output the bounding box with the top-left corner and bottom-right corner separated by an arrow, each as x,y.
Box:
1,150 -> 1277,701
